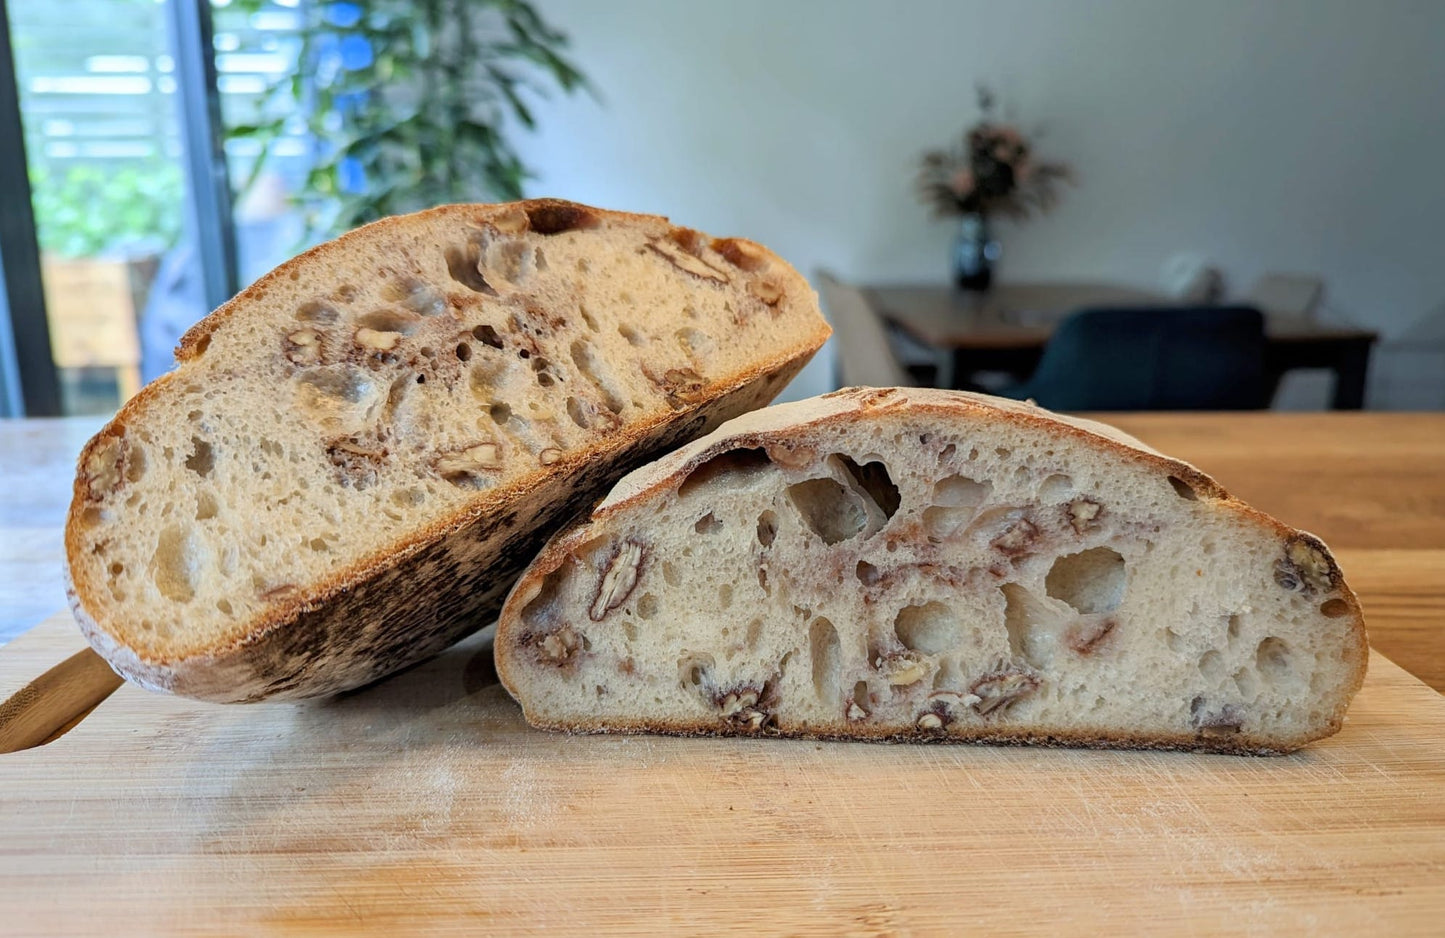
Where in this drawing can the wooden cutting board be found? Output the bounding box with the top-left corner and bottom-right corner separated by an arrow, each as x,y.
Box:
3,612 -> 1443,936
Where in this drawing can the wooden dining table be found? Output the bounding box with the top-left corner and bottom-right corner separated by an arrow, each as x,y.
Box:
865,283 -> 1381,409
1,411 -> 1442,934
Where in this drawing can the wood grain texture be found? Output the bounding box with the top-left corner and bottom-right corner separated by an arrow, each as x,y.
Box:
1101,413 -> 1445,550
1,612 -> 1443,936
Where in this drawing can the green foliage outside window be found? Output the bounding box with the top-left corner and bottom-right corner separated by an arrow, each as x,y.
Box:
29,162 -> 184,258
227,0 -> 592,238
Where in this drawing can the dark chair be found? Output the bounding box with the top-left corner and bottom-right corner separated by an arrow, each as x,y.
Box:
997,306 -> 1269,410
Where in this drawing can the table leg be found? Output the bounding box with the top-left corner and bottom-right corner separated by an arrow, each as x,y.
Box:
1331,340 -> 1374,410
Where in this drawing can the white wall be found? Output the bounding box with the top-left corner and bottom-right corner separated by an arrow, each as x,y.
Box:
515,0 -> 1445,407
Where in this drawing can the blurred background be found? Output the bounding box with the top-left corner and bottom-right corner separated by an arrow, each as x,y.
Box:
1,0 -> 1442,417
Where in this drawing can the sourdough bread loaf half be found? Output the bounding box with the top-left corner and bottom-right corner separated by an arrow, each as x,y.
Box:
66,199 -> 830,702
496,387 -> 1367,754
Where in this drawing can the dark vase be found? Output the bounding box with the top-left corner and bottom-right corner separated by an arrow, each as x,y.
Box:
953,213 -> 1000,292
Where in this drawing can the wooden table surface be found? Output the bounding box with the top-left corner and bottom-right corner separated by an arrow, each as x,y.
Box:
866,283 -> 1380,349
2,411 -> 1443,935
8,411 -> 1437,686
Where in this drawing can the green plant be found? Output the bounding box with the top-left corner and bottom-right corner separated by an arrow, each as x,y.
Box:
28,161 -> 184,258
227,0 -> 591,237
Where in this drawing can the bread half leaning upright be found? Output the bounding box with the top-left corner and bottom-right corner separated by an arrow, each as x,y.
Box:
66,199 -> 830,701
496,387 -> 1367,754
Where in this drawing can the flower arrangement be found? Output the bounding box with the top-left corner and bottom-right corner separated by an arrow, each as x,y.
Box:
918,85 -> 1071,221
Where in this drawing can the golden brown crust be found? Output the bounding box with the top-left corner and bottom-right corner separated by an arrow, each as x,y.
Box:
495,387 -> 1368,754
65,199 -> 831,701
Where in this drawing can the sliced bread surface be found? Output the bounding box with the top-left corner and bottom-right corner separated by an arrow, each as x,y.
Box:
495,387 -> 1367,754
67,199 -> 829,701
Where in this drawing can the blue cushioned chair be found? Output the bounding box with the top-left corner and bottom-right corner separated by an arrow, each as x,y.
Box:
996,306 -> 1269,411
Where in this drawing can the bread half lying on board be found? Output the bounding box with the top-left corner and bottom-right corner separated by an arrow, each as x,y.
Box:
65,199 -> 830,702
495,387 -> 1367,754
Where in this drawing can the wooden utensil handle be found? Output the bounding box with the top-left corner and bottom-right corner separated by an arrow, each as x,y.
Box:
0,648 -> 123,753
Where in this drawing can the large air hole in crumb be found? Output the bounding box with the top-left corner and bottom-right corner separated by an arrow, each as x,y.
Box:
486,239 -> 531,283
489,402 -> 512,424
357,308 -> 420,335
679,653 -> 715,693
838,455 -> 900,521
1002,583 -> 1067,665
185,437 -> 214,477
384,278 -> 446,316
637,593 -> 658,620
393,487 -> 426,507
1039,473 -> 1073,501
122,442 -> 148,484
718,584 -> 733,609
520,564 -> 569,632
1198,649 -> 1226,683
470,359 -> 519,400
855,560 -> 880,586
619,323 -> 646,346
569,339 -> 626,413
152,524 -> 205,604
678,448 -> 774,498
566,397 -> 591,429
662,562 -> 681,588
755,511 -> 778,547
695,512 -> 722,535
932,657 -> 962,691
1045,547 -> 1126,615
297,366 -> 376,405
810,617 -> 843,705
744,618 -> 763,650
1168,476 -> 1199,500
787,478 -> 866,545
195,491 -> 219,521
525,202 -> 599,234
1234,667 -> 1259,700
296,300 -> 339,323
473,324 -> 505,349
1319,598 -> 1349,618
1256,637 -> 1290,680
445,244 -> 496,294
923,475 -> 991,540
893,602 -> 962,655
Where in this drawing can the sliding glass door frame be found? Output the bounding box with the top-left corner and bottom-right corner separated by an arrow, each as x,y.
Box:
0,0 -> 59,417
0,0 -> 238,417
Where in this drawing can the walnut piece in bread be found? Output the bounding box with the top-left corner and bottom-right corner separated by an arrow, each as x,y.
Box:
66,199 -> 830,701
495,388 -> 1367,754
